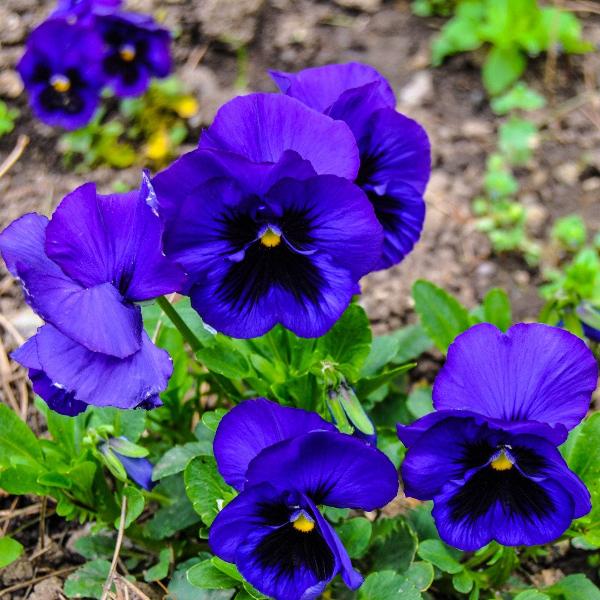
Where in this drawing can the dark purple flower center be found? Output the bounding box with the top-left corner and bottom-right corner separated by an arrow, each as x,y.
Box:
33,64 -> 87,116
449,441 -> 554,524
254,501 -> 334,582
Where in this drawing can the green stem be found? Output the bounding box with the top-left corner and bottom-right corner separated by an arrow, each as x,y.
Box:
156,296 -> 202,352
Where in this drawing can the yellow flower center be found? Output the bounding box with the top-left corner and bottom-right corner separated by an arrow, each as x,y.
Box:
260,228 -> 281,248
490,450 -> 513,471
120,45 -> 136,62
51,75 -> 71,93
292,513 -> 315,533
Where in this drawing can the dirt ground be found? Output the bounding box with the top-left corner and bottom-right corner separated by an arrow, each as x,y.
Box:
0,0 -> 600,596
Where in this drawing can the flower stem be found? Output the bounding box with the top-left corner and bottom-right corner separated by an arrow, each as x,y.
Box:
156,295 -> 202,352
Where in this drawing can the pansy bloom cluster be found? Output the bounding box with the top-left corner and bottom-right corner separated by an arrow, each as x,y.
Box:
18,0 -> 171,129
153,63 -> 430,337
399,323 -> 598,550
210,399 -> 398,600
0,175 -> 184,416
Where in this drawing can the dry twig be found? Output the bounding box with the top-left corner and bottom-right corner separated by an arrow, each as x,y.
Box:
0,134 -> 29,180
101,494 -> 128,600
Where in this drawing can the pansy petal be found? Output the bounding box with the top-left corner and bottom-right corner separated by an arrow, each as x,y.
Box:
305,496 -> 363,590
34,324 -> 171,409
209,483 -> 289,562
199,93 -> 360,180
327,81 -> 395,141
245,430 -> 398,510
0,213 -> 52,277
214,398 -> 335,490
266,175 -> 383,280
45,181 -> 183,300
11,336 -> 88,416
357,108 -> 431,196
433,472 -> 576,551
434,323 -> 598,432
401,416 -> 492,501
270,62 -> 396,113
21,270 -> 142,358
397,410 -> 567,449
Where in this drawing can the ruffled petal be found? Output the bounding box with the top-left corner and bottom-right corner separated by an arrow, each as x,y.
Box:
213,398 -> 335,490
21,272 -> 142,358
434,323 -> 598,433
0,213 -> 52,277
45,181 -> 184,300
11,336 -> 88,416
357,108 -> 431,197
33,324 -> 171,409
433,472 -> 576,551
199,93 -> 360,180
305,496 -> 363,590
270,62 -> 396,113
245,430 -> 398,510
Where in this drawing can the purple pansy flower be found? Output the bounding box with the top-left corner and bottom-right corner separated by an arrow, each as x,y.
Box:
271,62 -> 431,270
153,93 -> 381,338
96,12 -> 171,97
17,19 -> 104,130
0,176 -> 184,416
398,323 -> 598,550
52,0 -> 122,21
210,399 -> 398,600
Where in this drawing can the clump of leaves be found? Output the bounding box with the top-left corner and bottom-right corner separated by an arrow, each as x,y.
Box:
0,100 -> 19,137
552,214 -> 588,253
120,77 -> 198,167
471,81 -> 546,263
411,0 -> 456,17
431,0 -> 592,95
59,109 -> 136,170
59,77 -> 198,170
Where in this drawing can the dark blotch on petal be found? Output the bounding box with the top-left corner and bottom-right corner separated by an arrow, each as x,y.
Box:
255,521 -> 335,584
448,456 -> 554,524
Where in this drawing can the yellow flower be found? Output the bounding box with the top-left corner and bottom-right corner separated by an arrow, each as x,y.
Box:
145,128 -> 170,161
174,96 -> 199,119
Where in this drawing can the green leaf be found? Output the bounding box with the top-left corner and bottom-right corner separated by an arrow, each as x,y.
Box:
0,404 -> 43,468
356,363 -> 415,399
405,561 -> 434,592
202,409 -> 228,432
452,570 -> 474,593
482,288 -> 512,331
153,441 -> 212,480
491,82 -> 546,115
370,517 -> 418,572
187,559 -> 238,590
196,340 -> 251,379
145,475 -> 200,539
73,534 -> 115,560
412,280 -> 473,353
547,574 -> 600,599
498,116 -> 538,165
417,539 -> 463,574
185,456 -> 235,526
169,558 -> 233,600
145,547 -> 172,582
514,591 -> 551,600
359,571 -> 422,600
114,487 -> 145,529
212,557 -> 244,582
0,466 -> 47,495
317,304 -> 372,379
336,517 -> 372,559
64,559 -> 111,599
482,46 -> 526,96
407,387 -> 434,419
37,472 -> 73,489
0,536 -> 24,568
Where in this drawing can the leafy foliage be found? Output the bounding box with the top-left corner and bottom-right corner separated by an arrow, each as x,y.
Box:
430,0 -> 591,95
